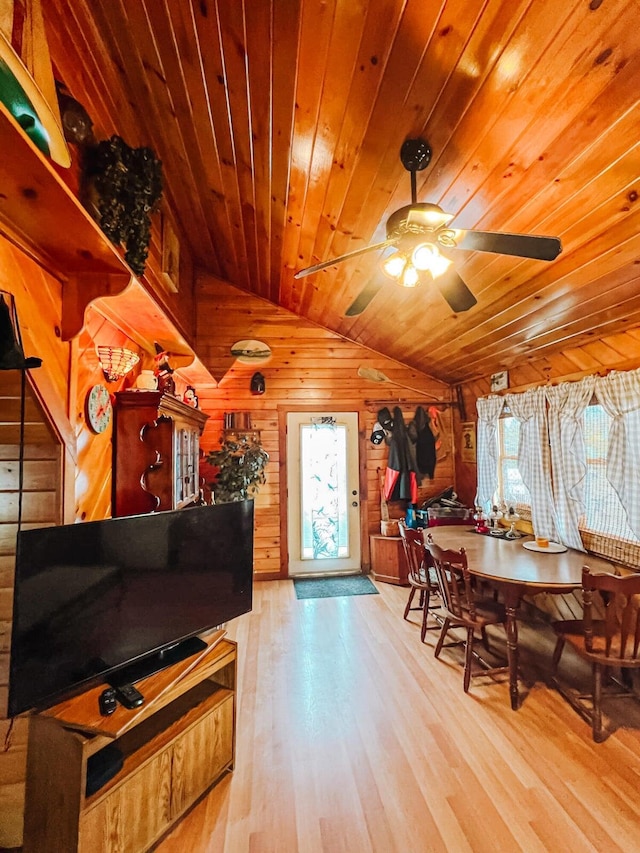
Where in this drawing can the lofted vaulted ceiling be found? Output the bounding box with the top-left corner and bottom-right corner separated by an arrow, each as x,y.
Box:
44,0 -> 640,385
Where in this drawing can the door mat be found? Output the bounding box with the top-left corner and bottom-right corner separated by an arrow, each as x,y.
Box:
293,575 -> 379,600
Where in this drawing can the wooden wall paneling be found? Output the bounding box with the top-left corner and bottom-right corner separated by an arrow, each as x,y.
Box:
278,0 -> 340,312
0,370 -> 63,848
294,0 -> 401,314
407,206 -> 640,382
132,0 -> 229,276
74,306 -> 143,522
434,0 -> 630,217
189,5 -> 251,285
268,0 -> 302,304
0,244 -> 70,431
288,0 -> 377,317
196,275 -> 451,579
214,1 -> 265,294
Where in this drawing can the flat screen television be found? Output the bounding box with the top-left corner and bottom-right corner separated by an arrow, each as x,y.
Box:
8,501 -> 254,717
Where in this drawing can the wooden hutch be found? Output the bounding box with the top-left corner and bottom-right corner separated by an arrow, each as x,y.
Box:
112,390 -> 209,517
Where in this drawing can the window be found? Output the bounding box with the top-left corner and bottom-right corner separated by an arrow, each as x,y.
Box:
582,405 -> 639,544
497,407 -> 640,558
496,415 -> 530,509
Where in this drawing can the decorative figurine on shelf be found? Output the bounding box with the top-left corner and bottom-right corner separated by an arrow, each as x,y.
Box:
134,369 -> 157,390
473,506 -> 488,534
153,343 -> 175,395
184,385 -> 199,409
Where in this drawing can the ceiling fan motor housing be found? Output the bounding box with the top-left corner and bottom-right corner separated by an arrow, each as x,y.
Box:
400,138 -> 432,172
386,203 -> 450,239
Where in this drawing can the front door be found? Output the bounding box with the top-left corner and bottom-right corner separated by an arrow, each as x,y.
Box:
286,412 -> 361,576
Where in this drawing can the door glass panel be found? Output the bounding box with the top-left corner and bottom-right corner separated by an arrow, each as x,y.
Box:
300,422 -> 349,560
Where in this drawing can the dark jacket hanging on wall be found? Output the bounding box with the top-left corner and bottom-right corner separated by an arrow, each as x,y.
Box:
414,406 -> 437,480
382,406 -> 419,503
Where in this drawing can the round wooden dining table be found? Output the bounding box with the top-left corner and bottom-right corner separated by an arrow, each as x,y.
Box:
424,526 -> 617,709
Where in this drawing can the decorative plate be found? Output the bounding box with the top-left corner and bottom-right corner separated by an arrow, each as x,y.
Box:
523,541 -> 567,553
230,339 -> 272,364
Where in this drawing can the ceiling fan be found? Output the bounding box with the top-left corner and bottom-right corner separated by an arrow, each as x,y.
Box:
294,138 -> 562,316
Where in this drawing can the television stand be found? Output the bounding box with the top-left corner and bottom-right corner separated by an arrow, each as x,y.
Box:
108,635 -> 208,687
22,630 -> 236,853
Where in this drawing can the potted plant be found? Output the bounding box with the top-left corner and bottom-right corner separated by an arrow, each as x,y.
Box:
83,134 -> 163,276
205,433 -> 269,503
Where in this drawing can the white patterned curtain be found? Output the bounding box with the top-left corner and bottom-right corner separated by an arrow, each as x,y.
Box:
545,377 -> 596,550
504,387 -> 559,541
594,368 -> 640,539
475,395 -> 504,511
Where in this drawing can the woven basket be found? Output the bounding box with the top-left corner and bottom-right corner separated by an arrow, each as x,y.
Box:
380,519 -> 399,537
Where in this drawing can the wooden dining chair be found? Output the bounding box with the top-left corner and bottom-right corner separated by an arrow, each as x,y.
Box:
551,566 -> 640,742
399,521 -> 440,642
425,536 -> 509,693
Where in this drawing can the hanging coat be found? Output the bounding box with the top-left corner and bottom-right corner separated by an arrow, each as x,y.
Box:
383,407 -> 419,503
414,406 -> 437,479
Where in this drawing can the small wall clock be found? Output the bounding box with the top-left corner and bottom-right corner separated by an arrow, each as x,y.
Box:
86,384 -> 113,433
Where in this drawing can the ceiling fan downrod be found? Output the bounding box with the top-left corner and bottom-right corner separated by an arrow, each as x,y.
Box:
400,138 -> 432,204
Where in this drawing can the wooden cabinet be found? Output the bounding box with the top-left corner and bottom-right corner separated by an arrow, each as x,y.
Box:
23,634 -> 236,853
112,390 -> 209,516
370,534 -> 409,585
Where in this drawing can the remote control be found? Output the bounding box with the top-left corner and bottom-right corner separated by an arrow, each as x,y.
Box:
98,687 -> 117,716
113,683 -> 145,709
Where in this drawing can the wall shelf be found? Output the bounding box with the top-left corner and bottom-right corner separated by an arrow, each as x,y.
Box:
0,103 -> 131,277
0,102 -> 218,390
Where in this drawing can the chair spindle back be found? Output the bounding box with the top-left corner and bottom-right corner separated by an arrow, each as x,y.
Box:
582,567 -> 640,661
399,523 -> 430,584
425,536 -> 475,621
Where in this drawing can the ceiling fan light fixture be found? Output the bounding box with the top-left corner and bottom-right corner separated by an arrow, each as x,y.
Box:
382,252 -> 407,279
412,243 -> 452,278
401,264 -> 419,288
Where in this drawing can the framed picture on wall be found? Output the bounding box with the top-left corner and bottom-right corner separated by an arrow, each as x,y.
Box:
161,214 -> 180,292
461,421 -> 476,464
490,370 -> 509,392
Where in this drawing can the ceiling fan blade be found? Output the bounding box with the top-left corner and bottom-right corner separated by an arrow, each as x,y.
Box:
453,230 -> 562,261
434,269 -> 477,312
294,238 -> 398,279
345,279 -> 385,316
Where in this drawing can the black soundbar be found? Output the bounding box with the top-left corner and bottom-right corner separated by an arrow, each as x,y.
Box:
108,636 -> 207,688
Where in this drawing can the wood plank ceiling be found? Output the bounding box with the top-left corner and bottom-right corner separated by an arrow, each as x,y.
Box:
45,0 -> 640,386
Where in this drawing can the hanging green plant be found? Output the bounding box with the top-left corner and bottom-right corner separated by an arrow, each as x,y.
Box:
84,135 -> 163,276
206,435 -> 269,503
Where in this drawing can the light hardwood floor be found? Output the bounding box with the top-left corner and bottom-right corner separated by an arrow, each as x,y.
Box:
156,580 -> 640,852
